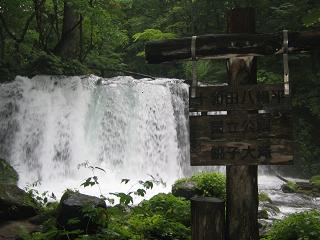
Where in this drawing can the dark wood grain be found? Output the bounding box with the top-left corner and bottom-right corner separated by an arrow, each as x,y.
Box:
145,31 -> 320,63
226,8 -> 259,240
191,197 -> 225,240
190,138 -> 294,165
189,84 -> 291,112
190,112 -> 292,140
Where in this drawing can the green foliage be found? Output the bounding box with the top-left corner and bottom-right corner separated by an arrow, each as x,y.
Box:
191,172 -> 226,199
303,8 -> 320,27
25,52 -> 90,76
286,181 -> 298,192
173,171 -> 226,199
136,193 -> 191,226
132,29 -> 176,42
129,214 -> 191,240
24,180 -> 56,207
0,159 -> 18,185
310,175 -> 320,187
259,192 -> 272,203
257,70 -> 282,84
127,193 -> 191,240
261,211 -> 320,240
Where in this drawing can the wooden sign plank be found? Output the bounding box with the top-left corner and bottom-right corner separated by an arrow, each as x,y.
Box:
190,112 -> 291,141
189,84 -> 291,112
190,139 -> 294,166
145,31 -> 320,63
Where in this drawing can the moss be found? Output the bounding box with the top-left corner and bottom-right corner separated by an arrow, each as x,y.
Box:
172,172 -> 226,200
0,159 -> 18,185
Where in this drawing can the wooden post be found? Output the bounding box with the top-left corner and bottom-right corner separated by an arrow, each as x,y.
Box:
191,197 -> 225,240
226,8 -> 259,240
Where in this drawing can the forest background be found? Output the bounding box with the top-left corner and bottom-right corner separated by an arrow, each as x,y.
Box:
0,0 -> 320,177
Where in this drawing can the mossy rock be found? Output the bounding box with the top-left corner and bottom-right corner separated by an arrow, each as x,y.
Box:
172,172 -> 226,200
260,202 -> 280,218
57,190 -> 107,234
258,209 -> 269,219
0,159 -> 18,185
0,184 -> 39,222
281,181 -> 298,193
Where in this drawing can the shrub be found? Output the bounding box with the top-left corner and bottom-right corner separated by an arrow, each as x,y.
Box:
123,193 -> 191,240
129,214 -> 190,240
136,193 -> 190,226
172,172 -> 226,200
261,210 -> 320,240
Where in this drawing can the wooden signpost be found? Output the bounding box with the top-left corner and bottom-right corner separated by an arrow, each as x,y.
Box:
145,7 -> 319,240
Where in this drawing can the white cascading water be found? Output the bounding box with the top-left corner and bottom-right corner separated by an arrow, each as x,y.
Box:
0,75 -> 319,216
0,75 -> 190,200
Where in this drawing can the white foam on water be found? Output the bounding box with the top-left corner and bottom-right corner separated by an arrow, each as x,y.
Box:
0,75 -> 189,202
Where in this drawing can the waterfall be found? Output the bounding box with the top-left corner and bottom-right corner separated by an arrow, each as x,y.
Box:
0,75 -> 190,199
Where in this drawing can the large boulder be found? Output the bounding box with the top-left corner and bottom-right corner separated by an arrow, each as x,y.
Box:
0,184 -> 39,222
56,191 -> 107,234
0,159 -> 18,185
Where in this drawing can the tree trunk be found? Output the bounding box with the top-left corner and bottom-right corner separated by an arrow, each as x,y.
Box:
53,0 -> 81,58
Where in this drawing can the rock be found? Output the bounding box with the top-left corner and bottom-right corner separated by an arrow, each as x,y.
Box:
281,183 -> 296,193
258,219 -> 273,237
0,159 -> 18,185
172,180 -> 198,200
56,191 -> 107,234
296,182 -> 313,191
258,209 -> 269,219
0,218 -> 41,240
260,202 -> 280,217
0,184 -> 39,222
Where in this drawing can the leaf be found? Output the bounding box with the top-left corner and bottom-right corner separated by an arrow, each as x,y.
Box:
143,181 -> 153,189
303,9 -> 320,27
121,178 -> 130,184
80,177 -> 96,187
134,188 -> 146,197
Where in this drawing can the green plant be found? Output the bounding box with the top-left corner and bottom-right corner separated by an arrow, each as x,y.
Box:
261,210 -> 320,240
129,214 -> 191,240
287,181 -> 298,192
0,159 -> 18,185
310,175 -> 320,187
173,172 -> 226,199
259,192 -> 272,203
136,193 -> 191,226
79,161 -> 165,206
24,180 -> 57,207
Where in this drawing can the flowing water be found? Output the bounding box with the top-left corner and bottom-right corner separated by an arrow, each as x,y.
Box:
0,75 -> 190,200
0,75 -> 318,216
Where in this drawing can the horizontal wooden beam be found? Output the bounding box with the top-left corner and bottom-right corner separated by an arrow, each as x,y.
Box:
145,31 -> 320,63
190,112 -> 291,141
190,139 -> 294,166
189,84 -> 291,112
